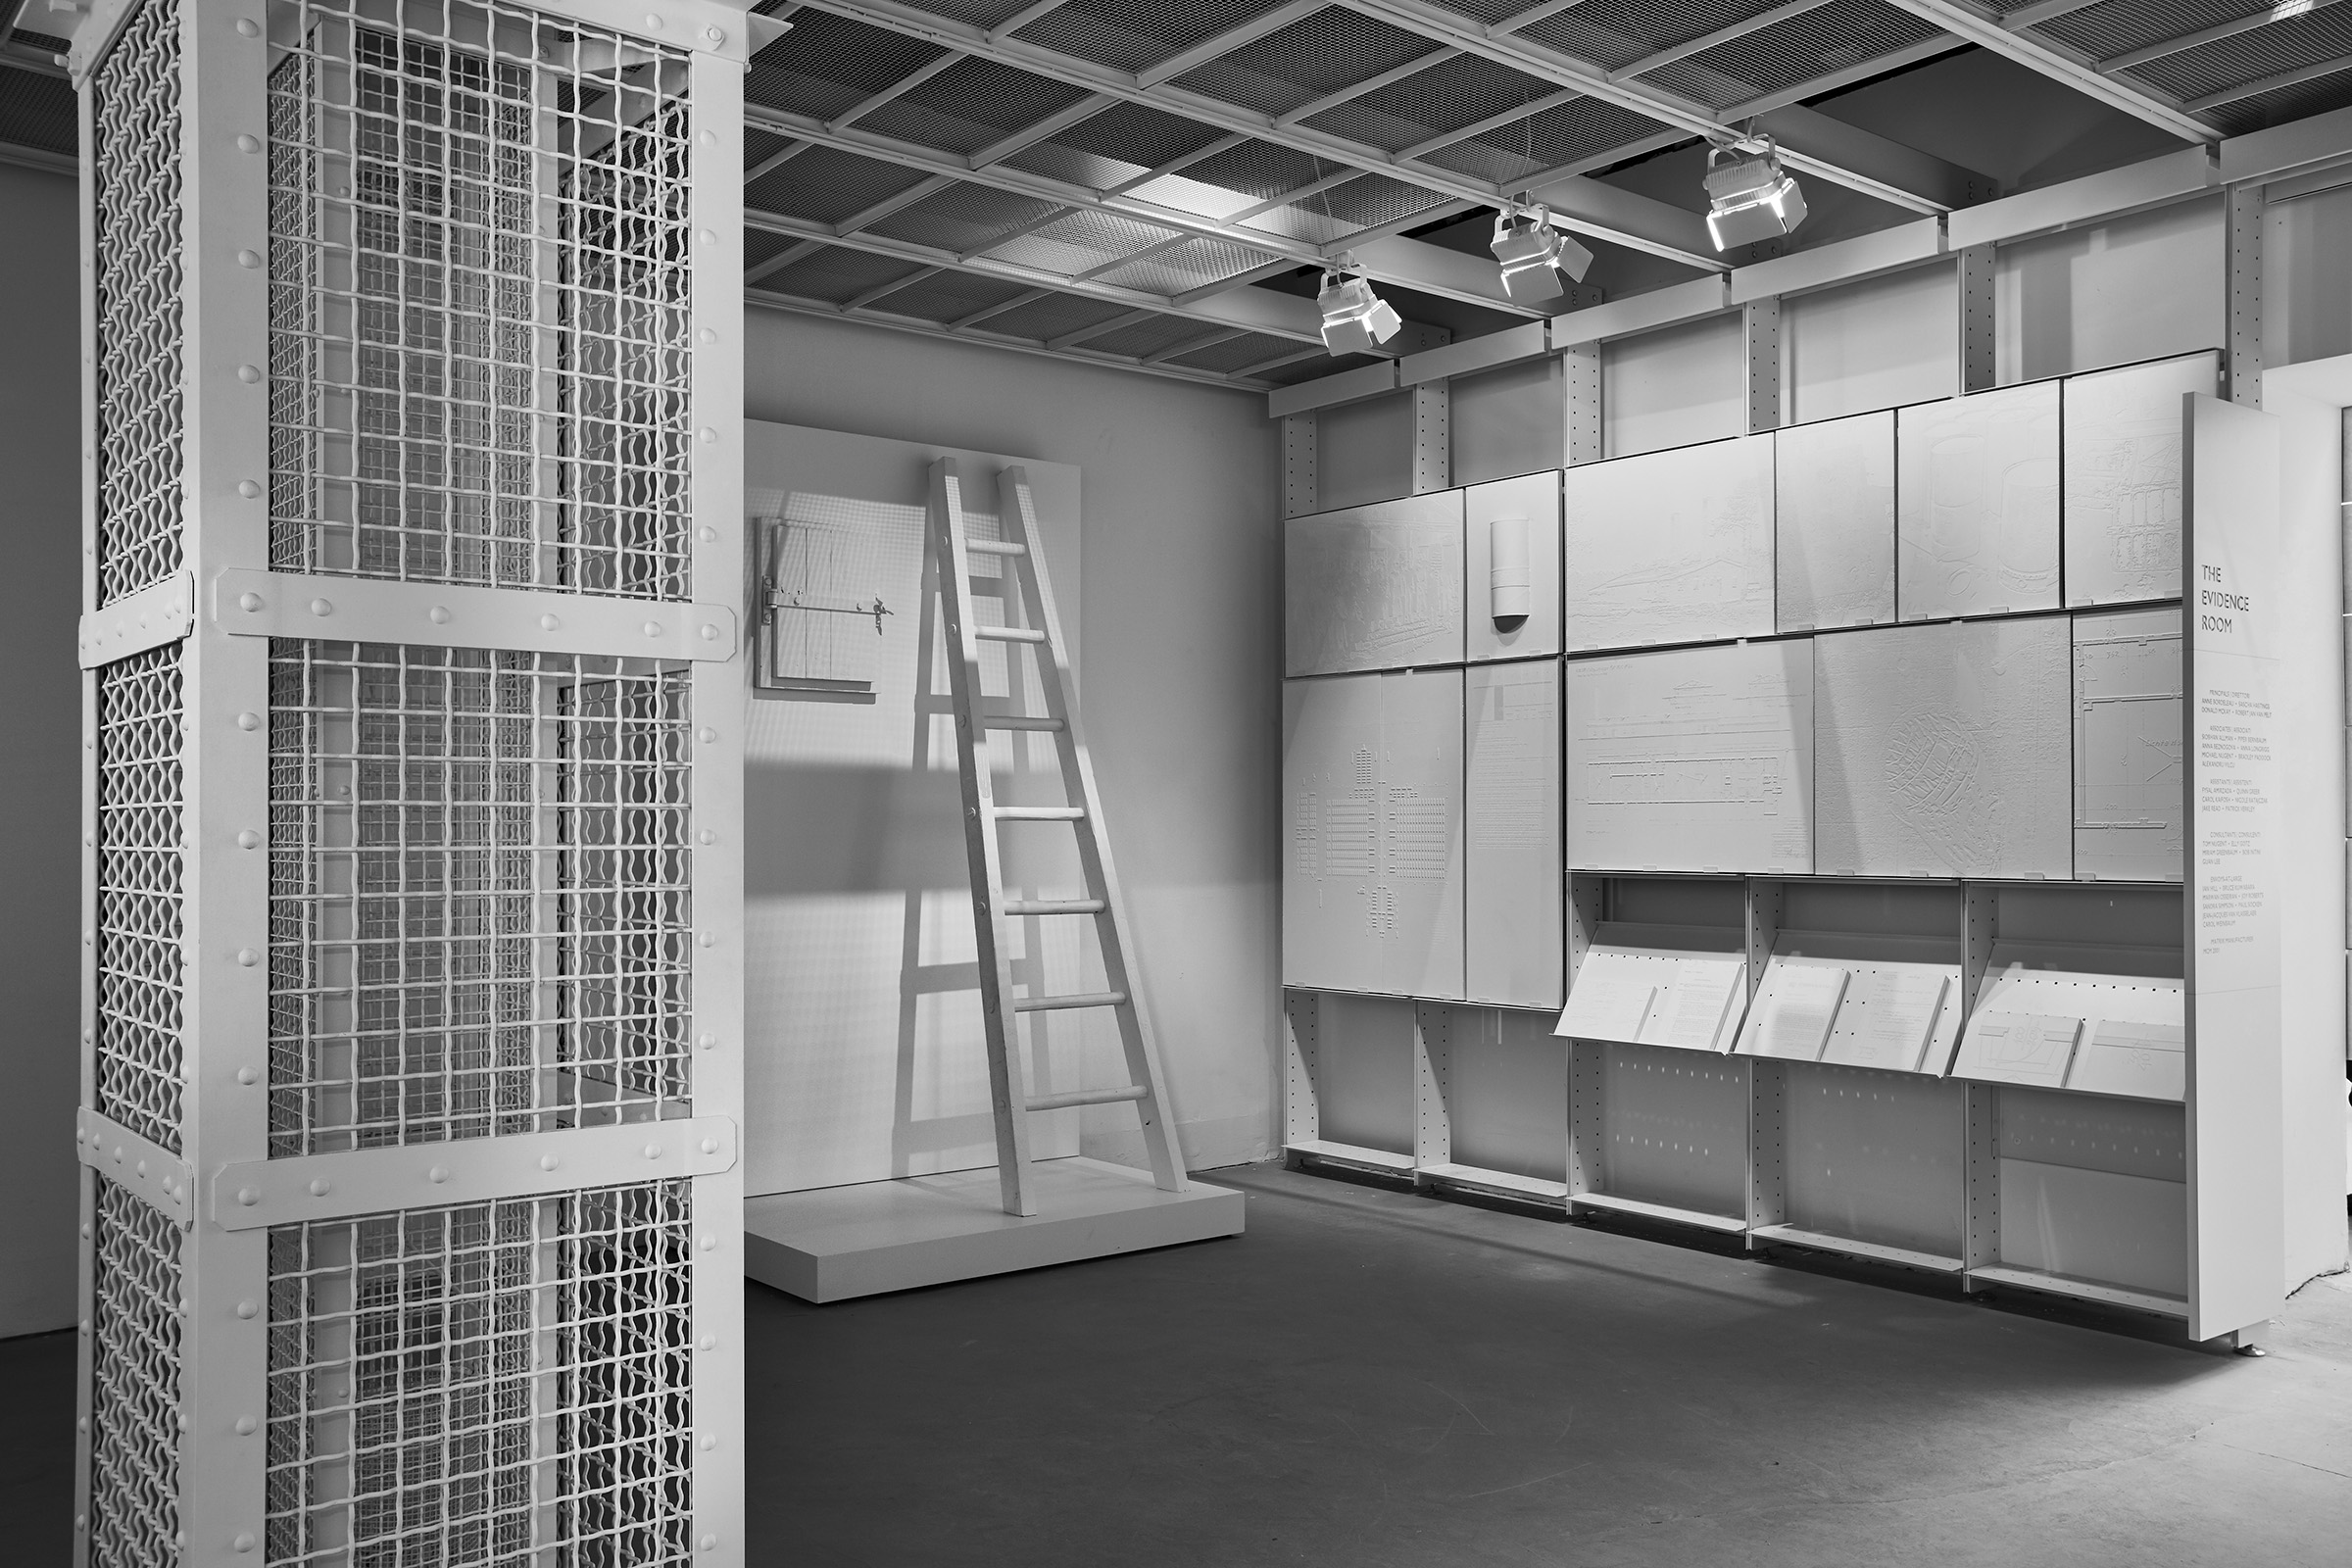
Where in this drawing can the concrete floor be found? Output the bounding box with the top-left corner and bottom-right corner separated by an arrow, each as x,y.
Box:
7,1160 -> 2348,1564
745,1160 -> 2352,1567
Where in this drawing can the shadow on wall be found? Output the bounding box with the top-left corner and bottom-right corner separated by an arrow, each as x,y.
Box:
745,761 -> 966,896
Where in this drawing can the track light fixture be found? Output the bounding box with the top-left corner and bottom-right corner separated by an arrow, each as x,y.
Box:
1317,257 -> 1401,356
1703,136 -> 1807,251
1490,203 -> 1592,306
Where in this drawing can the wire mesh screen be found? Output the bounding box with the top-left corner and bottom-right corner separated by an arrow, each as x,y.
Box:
96,647 -> 187,1155
268,0 -> 696,600
267,640 -> 694,1155
265,1181 -> 695,1566
89,1175 -> 184,1568
91,0 -> 186,607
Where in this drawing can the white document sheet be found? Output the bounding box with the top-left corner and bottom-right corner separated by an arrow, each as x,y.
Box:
1821,968 -> 1950,1073
2074,608 -> 2183,882
1744,963 -> 1849,1060
1565,432 -> 1774,651
1896,379 -> 2060,621
1564,639 -> 1814,873
2063,352 -> 2216,607
1639,956 -> 1748,1053
1776,410 -> 1894,632
2067,1018 -> 2186,1102
1953,1010 -> 2082,1089
1552,953 -> 1659,1044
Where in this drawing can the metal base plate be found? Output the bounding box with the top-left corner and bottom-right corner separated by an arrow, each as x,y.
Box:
743,1156 -> 1244,1303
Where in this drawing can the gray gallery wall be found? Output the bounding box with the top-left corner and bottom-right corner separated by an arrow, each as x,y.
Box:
0,160 -> 84,1339
744,308 -> 1285,1175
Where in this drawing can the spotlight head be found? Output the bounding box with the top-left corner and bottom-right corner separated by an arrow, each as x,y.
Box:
1703,140 -> 1807,252
1317,269 -> 1402,356
1490,204 -> 1592,306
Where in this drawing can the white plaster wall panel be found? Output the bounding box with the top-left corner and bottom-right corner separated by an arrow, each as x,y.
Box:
1285,491 -> 1464,675
1563,640 -> 1814,873
1464,471 -> 1562,662
1814,617 -> 2074,878
1565,433 -> 1776,651
1775,410 -> 1894,632
1283,669 -> 1465,1000
1785,262 -> 1958,425
1602,312 -> 1744,458
1465,661 -> 1563,1007
2075,607 -> 2184,881
1896,379 -> 2061,620
1996,195 -> 2223,386
2063,352 -> 2218,606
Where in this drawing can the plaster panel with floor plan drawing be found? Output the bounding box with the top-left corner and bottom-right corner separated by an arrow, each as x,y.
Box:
1896,380 -> 2061,621
1775,409 -> 1895,632
2063,352 -> 2217,608
2074,607 -> 2185,882
1285,492 -> 1465,675
1564,432 -> 1775,651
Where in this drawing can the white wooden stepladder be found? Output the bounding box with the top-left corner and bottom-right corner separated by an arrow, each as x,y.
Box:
925,459 -> 1189,1217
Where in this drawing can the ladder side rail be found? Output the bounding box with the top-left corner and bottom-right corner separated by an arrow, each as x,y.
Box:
929,460 -> 1039,1216
996,466 -> 1190,1192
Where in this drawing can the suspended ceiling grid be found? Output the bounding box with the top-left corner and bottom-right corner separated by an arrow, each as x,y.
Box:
7,5 -> 2352,387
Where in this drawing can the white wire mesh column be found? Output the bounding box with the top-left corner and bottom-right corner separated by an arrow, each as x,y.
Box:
74,2 -> 747,1563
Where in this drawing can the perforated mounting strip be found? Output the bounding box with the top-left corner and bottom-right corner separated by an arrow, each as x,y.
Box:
216,568 -> 741,662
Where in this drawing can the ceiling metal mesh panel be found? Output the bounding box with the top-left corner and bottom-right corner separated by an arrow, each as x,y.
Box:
1170,8 -> 1439,118
1298,50 -> 1556,152
1291,171 -> 1454,231
746,144 -> 936,224
1164,327 -> 1302,372
979,291 -> 1147,342
1090,234 -> 1284,292
1083,313 -> 1233,359
1517,0 -> 1782,74
266,6 -> 695,598
744,10 -> 947,119
863,182 -> 1067,255
1427,0 -> 1534,24
95,647 -> 186,1157
91,0 -> 185,608
2122,6 -> 2352,107
1261,348 -> 1374,384
1164,137 -> 1327,202
987,208 -> 1192,274
2033,1 -> 2275,66
88,1175 -> 182,1568
757,243 -> 934,305
1011,0 -> 1297,74
892,0 -> 1044,27
1422,93 -> 1670,184
266,640 -> 695,1156
746,226 -> 805,274
263,1182 -> 695,1567
869,270 -> 1041,323
1640,0 -> 1943,109
1021,100 -> 1233,173
0,60 -> 74,156
744,125 -> 795,171
2196,67 -> 2352,133
857,57 -> 1098,154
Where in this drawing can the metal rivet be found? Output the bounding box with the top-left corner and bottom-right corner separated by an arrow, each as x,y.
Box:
235,1416 -> 258,1436
237,829 -> 261,850
703,26 -> 723,46
698,727 -> 717,744
308,1178 -> 329,1197
235,1535 -> 256,1554
698,426 -> 717,443
697,1334 -> 716,1350
643,620 -> 663,637
697,229 -> 715,247
697,1034 -> 716,1052
309,598 -> 332,616
697,329 -> 716,345
699,1234 -> 716,1251
235,1299 -> 258,1319
177,1413 -> 190,1432
77,1319 -> 89,1335
74,1516 -> 84,1533
700,1536 -> 718,1553
236,948 -> 259,966
539,613 -> 559,631
699,1138 -> 717,1154
236,18 -> 260,36
135,1159 -> 147,1176
235,134 -> 260,154
700,623 -> 718,641
697,829 -> 715,845
645,12 -> 662,26
82,930 -> 92,946
237,363 -> 262,382
428,1165 -> 449,1184
239,478 -> 262,498
697,1434 -> 716,1451
238,592 -> 264,612
697,129 -> 716,147
539,1154 -> 558,1172
698,933 -> 716,948
645,1143 -> 662,1159
76,1417 -> 88,1433
237,1065 -> 257,1085
428,606 -> 451,624
237,249 -> 261,269
237,711 -> 261,730
235,1188 -> 259,1207
696,525 -> 717,542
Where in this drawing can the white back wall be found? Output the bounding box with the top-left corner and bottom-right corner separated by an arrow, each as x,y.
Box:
0,162 -> 81,1339
745,308 -> 1283,1176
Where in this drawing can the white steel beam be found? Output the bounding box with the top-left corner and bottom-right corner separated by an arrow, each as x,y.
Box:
968,90 -> 1115,169
826,49 -> 958,131
2186,51 -> 2352,116
1609,0 -> 1834,83
1050,306 -> 1156,349
1273,48 -> 1459,128
1877,0 -> 2219,141
1144,324 -> 1249,365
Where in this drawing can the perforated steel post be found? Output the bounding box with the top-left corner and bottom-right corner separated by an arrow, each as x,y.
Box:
66,3 -> 749,1563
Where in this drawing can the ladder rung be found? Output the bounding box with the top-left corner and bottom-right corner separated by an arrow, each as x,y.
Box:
1025,1084 -> 1146,1112
974,625 -> 1048,644
967,539 -> 1027,557
983,714 -> 1064,732
1003,898 -> 1105,916
1013,990 -> 1126,1013
994,806 -> 1085,821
